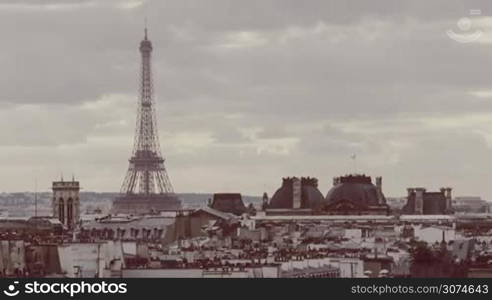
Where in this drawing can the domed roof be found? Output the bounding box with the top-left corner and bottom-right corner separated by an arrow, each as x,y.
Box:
269,177 -> 326,209
325,175 -> 383,206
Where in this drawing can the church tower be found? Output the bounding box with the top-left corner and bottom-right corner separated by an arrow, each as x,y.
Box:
52,177 -> 80,229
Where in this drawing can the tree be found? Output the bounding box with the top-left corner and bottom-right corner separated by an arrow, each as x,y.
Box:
409,242 -> 434,263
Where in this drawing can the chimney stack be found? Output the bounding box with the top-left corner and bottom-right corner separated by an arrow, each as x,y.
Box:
407,188 -> 415,198
292,177 -> 302,209
414,188 -> 426,215
376,176 -> 383,204
262,192 -> 269,210
445,187 -> 452,211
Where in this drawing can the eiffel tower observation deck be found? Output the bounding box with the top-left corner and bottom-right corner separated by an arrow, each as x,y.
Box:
112,27 -> 181,215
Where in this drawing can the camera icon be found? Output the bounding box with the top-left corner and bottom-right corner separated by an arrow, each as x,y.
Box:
446,9 -> 483,43
3,281 -> 20,297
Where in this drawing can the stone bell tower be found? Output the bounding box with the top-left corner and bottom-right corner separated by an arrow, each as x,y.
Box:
52,176 -> 80,229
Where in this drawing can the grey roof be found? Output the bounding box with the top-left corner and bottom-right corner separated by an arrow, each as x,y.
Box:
191,207 -> 237,220
210,193 -> 246,215
269,177 -> 326,209
83,215 -> 175,230
325,175 -> 382,206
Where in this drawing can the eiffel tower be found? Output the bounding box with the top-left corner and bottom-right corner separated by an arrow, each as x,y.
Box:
112,27 -> 181,214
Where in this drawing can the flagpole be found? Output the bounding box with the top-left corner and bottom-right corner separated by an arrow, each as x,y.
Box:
351,154 -> 357,174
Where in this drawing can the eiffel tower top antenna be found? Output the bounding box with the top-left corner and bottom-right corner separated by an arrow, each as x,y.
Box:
144,17 -> 148,40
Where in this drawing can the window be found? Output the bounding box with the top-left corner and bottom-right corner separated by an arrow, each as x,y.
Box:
67,198 -> 73,227
58,198 -> 65,224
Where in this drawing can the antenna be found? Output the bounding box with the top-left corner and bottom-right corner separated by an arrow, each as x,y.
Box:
34,178 -> 38,230
35,178 -> 37,217
351,154 -> 357,174
144,17 -> 148,40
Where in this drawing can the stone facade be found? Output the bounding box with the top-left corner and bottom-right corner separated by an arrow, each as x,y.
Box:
403,187 -> 453,215
111,194 -> 182,215
52,180 -> 80,229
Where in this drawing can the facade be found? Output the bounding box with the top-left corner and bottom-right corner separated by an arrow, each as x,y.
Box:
402,187 -> 453,215
187,207 -> 238,238
322,174 -> 389,215
453,196 -> 490,213
80,215 -> 175,242
0,217 -> 63,236
0,240 -> 26,276
112,195 -> 181,215
52,179 -> 80,229
80,208 -> 237,244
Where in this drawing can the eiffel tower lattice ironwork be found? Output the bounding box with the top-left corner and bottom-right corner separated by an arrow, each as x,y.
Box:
120,27 -> 175,196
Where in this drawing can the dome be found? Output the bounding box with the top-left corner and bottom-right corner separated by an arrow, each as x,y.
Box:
325,174 -> 384,207
269,177 -> 325,209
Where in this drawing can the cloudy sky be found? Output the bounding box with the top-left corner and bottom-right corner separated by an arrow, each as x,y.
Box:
2,0 -> 492,198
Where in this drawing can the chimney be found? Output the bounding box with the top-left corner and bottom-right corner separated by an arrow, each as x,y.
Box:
445,187 -> 452,211
415,188 -> 426,215
376,177 -> 383,204
262,192 -> 269,204
262,192 -> 269,210
407,188 -> 414,198
292,177 -> 302,209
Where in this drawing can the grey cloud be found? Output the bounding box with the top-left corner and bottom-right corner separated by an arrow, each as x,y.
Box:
2,0 -> 492,200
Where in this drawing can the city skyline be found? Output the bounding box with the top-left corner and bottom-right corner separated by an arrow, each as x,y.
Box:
2,0 -> 492,199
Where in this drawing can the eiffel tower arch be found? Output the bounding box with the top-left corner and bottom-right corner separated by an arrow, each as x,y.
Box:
112,27 -> 181,215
